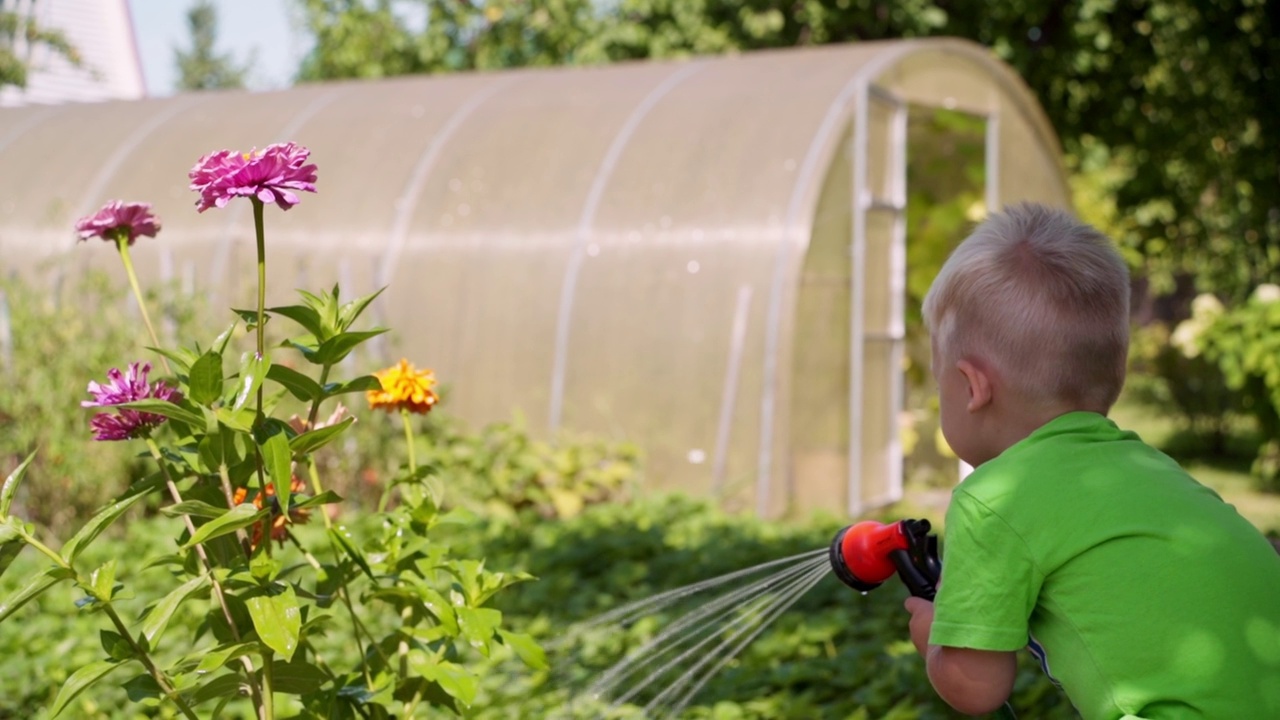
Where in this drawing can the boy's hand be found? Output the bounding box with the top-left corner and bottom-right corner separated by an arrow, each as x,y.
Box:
904,596 -> 935,657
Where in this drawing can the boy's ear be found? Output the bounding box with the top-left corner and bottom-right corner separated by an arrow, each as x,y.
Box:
957,359 -> 993,413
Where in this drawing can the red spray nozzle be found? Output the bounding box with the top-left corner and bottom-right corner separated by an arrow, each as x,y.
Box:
828,521 -> 911,591
828,519 -> 940,598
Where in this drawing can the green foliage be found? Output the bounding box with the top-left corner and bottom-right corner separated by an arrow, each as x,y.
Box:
174,0 -> 250,91
295,0 -> 1279,299
1196,286 -> 1280,488
450,495 -> 1076,719
0,274 -> 204,536
417,415 -> 641,521
0,494 -> 1076,719
0,4 -> 83,89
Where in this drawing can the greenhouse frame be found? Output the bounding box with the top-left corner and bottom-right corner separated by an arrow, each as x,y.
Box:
0,38 -> 1071,518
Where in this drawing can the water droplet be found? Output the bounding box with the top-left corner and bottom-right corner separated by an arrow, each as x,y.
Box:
859,591 -> 868,597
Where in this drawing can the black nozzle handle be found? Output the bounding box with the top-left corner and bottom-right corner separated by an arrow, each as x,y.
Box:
890,519 -> 941,600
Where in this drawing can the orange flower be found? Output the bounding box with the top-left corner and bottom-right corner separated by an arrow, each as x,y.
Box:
232,475 -> 310,549
367,359 -> 439,414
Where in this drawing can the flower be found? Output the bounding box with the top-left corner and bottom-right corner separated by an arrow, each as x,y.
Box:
232,475 -> 311,549
75,201 -> 161,245
367,359 -> 439,414
1253,284 -> 1280,304
82,362 -> 182,441
189,141 -> 318,212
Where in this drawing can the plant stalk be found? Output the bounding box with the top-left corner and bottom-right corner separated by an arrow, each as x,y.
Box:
115,234 -> 172,376
15,529 -> 198,720
251,197 -> 272,559
145,440 -> 265,712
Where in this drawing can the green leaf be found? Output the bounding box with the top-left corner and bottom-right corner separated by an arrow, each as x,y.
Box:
337,287 -> 386,331
232,308 -> 268,329
246,583 -> 301,662
0,567 -> 73,622
324,375 -> 382,397
0,521 -> 24,580
455,606 -> 502,656
141,573 -> 209,646
188,351 -> 224,407
328,526 -> 375,581
267,304 -> 327,341
61,490 -> 149,563
211,321 -> 238,355
498,629 -> 548,670
266,364 -> 323,402
233,351 -> 271,411
257,425 -> 293,526
182,504 -> 268,549
100,630 -> 135,662
1,449 -> 37,517
291,490 -> 342,511
122,673 -> 161,703
49,660 -> 125,718
407,653 -> 477,708
215,406 -> 255,433
194,641 -> 255,673
308,329 -> 388,366
146,345 -> 198,373
118,399 -> 205,428
89,559 -> 116,601
289,416 -> 355,456
267,657 -> 327,695
186,672 -> 243,707
161,500 -> 227,520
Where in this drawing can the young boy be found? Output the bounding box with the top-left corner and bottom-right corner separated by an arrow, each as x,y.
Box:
905,203 -> 1280,718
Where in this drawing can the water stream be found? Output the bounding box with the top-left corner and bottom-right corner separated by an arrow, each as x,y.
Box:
556,548 -> 834,719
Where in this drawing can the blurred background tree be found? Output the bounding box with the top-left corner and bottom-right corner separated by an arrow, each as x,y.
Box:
0,0 -> 81,89
174,0 -> 250,90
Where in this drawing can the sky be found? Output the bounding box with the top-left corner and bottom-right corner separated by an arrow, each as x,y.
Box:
127,0 -> 309,96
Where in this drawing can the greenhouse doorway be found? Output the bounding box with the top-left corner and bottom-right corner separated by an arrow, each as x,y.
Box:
788,89 -> 989,518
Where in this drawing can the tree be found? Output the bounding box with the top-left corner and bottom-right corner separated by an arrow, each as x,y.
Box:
0,0 -> 82,89
174,0 -> 250,91
294,0 -> 1280,299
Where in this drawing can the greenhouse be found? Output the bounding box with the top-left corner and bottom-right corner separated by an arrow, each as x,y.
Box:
0,37 -> 1070,519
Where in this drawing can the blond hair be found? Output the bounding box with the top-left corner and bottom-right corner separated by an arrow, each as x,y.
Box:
922,202 -> 1130,411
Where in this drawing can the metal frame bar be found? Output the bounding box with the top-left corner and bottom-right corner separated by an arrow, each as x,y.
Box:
848,84 -> 908,517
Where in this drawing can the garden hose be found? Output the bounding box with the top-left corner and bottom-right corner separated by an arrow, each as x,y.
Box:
829,519 -> 1019,720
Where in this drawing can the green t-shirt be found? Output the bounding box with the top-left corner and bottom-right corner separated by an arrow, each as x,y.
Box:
930,411 -> 1280,720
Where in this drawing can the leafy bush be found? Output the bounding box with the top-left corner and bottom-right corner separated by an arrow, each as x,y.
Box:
0,146 -> 543,719
1195,285 -> 1280,489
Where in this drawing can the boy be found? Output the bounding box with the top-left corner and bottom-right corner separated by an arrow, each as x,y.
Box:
904,203 -> 1280,718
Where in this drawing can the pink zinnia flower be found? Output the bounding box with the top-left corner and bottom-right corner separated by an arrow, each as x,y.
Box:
189,142 -> 318,212
75,201 -> 161,245
82,362 -> 183,441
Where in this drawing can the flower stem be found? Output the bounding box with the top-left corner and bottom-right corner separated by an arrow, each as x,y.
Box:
14,527 -> 198,720
101,604 -> 200,720
401,407 -> 417,475
146,440 -> 265,711
261,648 -> 275,720
115,235 -> 172,377
252,197 -> 267,366
251,197 -> 271,560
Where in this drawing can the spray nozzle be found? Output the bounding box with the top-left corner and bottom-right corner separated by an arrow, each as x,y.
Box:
828,519 -> 941,600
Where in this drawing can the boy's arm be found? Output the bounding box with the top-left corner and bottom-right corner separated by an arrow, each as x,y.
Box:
905,597 -> 1017,715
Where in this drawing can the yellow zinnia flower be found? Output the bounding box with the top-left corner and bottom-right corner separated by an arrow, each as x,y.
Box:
367,359 -> 439,414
